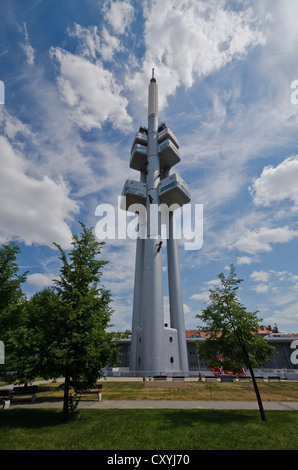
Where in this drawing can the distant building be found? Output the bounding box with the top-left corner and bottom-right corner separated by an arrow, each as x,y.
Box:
109,326 -> 298,378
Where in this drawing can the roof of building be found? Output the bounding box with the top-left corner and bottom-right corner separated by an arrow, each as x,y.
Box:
185,325 -> 298,338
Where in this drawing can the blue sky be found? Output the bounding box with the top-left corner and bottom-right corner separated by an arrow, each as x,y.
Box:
1,0 -> 298,333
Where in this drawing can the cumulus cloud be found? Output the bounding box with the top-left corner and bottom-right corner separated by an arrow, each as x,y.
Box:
129,0 -> 266,109
253,284 -> 269,293
233,226 -> 298,254
0,136 -> 79,249
250,270 -> 271,283
190,292 -> 209,302
103,0 -> 134,35
249,270 -> 298,327
68,23 -> 122,62
50,47 -> 132,131
68,24 -> 102,60
251,156 -> 298,210
237,256 -> 254,265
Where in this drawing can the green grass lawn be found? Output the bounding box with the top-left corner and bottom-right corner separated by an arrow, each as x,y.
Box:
34,379 -> 298,402
0,408 -> 298,450
1,380 -> 298,450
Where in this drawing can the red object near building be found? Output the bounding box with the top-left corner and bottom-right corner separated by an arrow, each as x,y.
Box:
211,356 -> 247,377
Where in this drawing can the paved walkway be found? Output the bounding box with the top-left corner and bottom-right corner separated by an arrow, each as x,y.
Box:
2,380 -> 298,411
5,399 -> 298,411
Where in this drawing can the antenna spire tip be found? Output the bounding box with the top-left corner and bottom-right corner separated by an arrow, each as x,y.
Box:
150,67 -> 156,83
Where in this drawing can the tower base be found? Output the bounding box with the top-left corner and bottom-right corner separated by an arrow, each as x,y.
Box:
130,325 -> 189,377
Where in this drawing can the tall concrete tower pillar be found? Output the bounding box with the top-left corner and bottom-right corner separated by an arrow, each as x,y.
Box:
121,70 -> 190,377
141,73 -> 165,374
167,209 -> 189,373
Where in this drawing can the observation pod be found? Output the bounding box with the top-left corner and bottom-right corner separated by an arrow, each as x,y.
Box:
158,123 -> 179,148
120,179 -> 146,212
159,173 -> 191,207
130,128 -> 148,153
130,143 -> 148,172
158,139 -> 181,169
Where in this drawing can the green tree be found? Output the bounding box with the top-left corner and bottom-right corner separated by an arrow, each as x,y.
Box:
52,223 -> 118,420
6,224 -> 118,421
0,242 -> 27,344
5,288 -> 62,383
196,265 -> 275,421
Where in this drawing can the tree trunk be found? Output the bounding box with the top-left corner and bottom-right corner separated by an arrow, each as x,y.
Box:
240,344 -> 267,421
63,368 -> 70,422
248,363 -> 267,421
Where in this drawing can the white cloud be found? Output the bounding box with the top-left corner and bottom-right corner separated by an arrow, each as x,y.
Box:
102,243 -> 135,294
100,27 -> 123,61
103,0 -> 134,35
205,278 -> 222,288
237,256 -> 253,265
248,269 -> 298,331
233,226 -> 298,254
250,269 -> 298,302
190,277 -> 222,304
27,273 -> 56,288
108,299 -> 133,332
20,23 -> 35,65
68,24 -> 122,62
253,284 -> 269,293
0,136 -> 79,249
1,73 -> 107,200
68,24 -> 102,60
251,156 -> 298,210
128,0 -> 266,110
190,292 -> 209,302
267,307 -> 298,333
250,270 -> 270,283
3,110 -> 33,141
50,47 -> 132,132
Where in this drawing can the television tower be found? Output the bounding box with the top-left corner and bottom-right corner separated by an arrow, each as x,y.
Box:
121,70 -> 190,376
